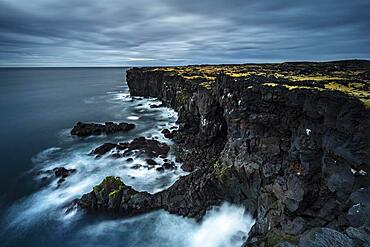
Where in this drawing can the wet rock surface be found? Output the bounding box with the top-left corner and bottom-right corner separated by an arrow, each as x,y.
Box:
78,169 -> 224,219
91,137 -> 170,159
38,167 -> 76,186
161,128 -> 177,139
78,61 -> 370,247
71,121 -> 135,137
77,176 -> 158,215
53,167 -> 76,178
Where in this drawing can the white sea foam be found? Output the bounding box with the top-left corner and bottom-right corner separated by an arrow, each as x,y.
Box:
77,203 -> 254,247
127,115 -> 140,120
2,86 -> 253,247
5,91 -> 184,230
190,203 -> 254,247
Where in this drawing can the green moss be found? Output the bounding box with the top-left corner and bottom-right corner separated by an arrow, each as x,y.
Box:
265,231 -> 296,247
363,99 -> 370,108
177,90 -> 189,105
93,185 -> 101,192
144,62 -> 370,108
324,82 -> 370,107
263,83 -> 279,87
108,188 -> 122,200
286,75 -> 345,81
226,71 -> 266,78
199,81 -> 214,90
213,161 -> 230,183
99,188 -> 106,198
262,83 -> 325,92
91,176 -> 124,200
101,176 -> 123,188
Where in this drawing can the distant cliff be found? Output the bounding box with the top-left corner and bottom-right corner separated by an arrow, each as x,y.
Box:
81,61 -> 370,247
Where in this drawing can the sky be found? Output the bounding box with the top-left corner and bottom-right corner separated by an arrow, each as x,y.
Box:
0,0 -> 369,67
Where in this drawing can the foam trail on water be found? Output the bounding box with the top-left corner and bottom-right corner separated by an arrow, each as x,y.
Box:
2,89 -> 184,231
1,82 -> 253,247
76,203 -> 254,247
190,203 -> 254,247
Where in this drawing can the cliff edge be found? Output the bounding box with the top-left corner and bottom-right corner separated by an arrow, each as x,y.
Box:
79,61 -> 370,247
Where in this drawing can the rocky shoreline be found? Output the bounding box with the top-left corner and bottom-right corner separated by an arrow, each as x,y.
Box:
77,61 -> 370,247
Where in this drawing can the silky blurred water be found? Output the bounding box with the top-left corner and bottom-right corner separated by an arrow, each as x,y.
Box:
0,68 -> 253,247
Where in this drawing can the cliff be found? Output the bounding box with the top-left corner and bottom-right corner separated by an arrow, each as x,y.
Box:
79,61 -> 370,247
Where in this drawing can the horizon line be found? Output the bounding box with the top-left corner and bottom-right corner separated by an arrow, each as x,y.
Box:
0,58 -> 369,69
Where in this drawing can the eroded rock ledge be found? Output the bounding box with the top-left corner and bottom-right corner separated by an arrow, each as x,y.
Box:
79,61 -> 370,247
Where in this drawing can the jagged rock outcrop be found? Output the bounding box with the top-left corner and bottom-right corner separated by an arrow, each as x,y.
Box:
37,167 -> 76,186
78,169 -> 225,219
71,121 -> 135,137
90,137 -> 170,158
79,61 -> 370,247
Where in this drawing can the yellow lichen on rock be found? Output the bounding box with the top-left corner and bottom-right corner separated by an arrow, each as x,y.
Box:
141,61 -> 370,108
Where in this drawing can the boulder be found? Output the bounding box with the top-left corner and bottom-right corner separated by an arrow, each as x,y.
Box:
53,167 -> 76,178
150,103 -> 164,108
146,159 -> 157,166
162,162 -> 175,170
92,143 -> 117,156
345,227 -> 370,246
161,129 -> 176,138
298,228 -> 354,247
118,137 -> 170,158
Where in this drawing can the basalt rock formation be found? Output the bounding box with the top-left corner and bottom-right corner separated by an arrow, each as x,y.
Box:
37,167 -> 77,186
71,121 -> 135,137
91,137 -> 170,158
79,60 -> 370,247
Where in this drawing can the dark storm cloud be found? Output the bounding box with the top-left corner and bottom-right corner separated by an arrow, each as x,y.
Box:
0,0 -> 369,66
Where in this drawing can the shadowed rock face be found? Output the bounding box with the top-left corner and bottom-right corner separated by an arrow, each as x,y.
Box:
78,176 -> 158,215
91,137 -> 170,158
79,61 -> 370,247
78,170 -> 225,220
71,121 -> 135,137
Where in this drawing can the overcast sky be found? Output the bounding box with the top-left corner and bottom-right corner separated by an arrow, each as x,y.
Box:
0,0 -> 369,67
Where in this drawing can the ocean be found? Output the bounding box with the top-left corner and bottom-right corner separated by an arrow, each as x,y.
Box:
0,68 -> 253,247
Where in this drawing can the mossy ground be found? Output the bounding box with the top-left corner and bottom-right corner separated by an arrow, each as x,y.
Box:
144,61 -> 370,107
93,176 -> 123,194
176,90 -> 189,105
213,161 -> 231,183
108,188 -> 122,200
265,231 -> 296,247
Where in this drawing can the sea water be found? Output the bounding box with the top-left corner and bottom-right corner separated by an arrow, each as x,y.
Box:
0,68 -> 254,247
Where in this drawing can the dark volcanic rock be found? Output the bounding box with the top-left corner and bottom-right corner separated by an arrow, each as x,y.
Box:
162,162 -> 175,170
78,176 -> 158,214
156,167 -> 164,172
345,227 -> 370,246
91,137 -> 170,159
78,61 -> 370,247
71,121 -> 135,137
150,103 -> 164,108
118,137 -> 170,158
130,164 -> 141,169
78,168 -> 225,219
275,228 -> 354,247
38,167 -> 76,186
57,178 -> 65,185
53,167 -> 76,178
146,159 -> 157,166
161,129 -> 176,139
92,143 -> 117,156
299,228 -> 354,247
